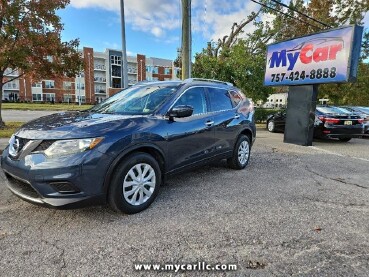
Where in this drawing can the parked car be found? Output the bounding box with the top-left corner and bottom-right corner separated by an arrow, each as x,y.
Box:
339,106 -> 369,134
1,79 -> 256,214
266,106 -> 364,141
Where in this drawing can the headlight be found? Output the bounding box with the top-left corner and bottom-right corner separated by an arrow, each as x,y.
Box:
44,137 -> 103,157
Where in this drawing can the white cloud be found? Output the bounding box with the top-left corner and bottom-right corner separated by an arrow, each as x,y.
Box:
70,0 -> 181,38
192,0 -> 260,41
70,0 -> 262,42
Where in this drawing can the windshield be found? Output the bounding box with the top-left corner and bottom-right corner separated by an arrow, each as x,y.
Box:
90,84 -> 180,115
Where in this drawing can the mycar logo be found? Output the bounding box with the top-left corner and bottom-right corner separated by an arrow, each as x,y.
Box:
269,37 -> 344,71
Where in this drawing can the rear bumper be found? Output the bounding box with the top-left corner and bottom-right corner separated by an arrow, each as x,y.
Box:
314,124 -> 364,139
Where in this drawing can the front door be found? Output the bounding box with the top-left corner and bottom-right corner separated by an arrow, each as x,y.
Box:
166,87 -> 215,172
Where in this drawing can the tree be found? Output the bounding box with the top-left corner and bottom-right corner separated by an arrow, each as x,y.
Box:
192,8 -> 273,102
0,0 -> 82,127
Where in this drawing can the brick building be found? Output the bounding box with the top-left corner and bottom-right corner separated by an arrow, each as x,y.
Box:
2,47 -> 181,104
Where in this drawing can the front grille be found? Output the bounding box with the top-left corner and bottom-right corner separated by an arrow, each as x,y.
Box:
5,173 -> 40,199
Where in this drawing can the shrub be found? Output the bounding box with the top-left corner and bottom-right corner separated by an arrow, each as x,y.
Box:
254,108 -> 282,123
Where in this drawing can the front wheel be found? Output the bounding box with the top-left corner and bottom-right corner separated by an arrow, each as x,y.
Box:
227,135 -> 251,170
267,120 -> 276,132
108,152 -> 161,214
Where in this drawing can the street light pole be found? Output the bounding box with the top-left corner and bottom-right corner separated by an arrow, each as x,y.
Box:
120,0 -> 129,88
181,0 -> 191,79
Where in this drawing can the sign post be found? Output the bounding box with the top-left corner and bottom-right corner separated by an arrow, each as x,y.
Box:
264,25 -> 363,146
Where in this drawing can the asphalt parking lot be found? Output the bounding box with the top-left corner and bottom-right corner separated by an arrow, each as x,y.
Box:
0,130 -> 368,276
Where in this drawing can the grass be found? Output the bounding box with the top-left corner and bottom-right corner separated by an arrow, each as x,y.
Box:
256,123 -> 266,129
2,103 -> 93,111
0,122 -> 24,138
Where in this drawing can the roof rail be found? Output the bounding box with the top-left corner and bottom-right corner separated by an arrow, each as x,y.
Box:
183,78 -> 233,87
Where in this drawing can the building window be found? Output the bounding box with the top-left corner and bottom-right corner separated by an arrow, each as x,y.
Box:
112,67 -> 122,77
44,80 -> 55,88
76,96 -> 86,103
110,55 -> 121,65
63,81 -> 72,90
32,93 -> 42,102
63,94 -> 73,103
76,83 -> 85,90
152,67 -> 159,74
44,93 -> 55,102
32,82 -> 42,88
164,68 -> 171,75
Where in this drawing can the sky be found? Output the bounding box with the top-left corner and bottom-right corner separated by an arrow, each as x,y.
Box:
58,0 -> 369,61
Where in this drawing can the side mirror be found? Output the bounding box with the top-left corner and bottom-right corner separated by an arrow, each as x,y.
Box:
168,105 -> 193,119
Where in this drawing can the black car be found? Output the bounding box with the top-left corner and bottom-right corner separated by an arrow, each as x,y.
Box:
339,106 -> 369,134
1,79 -> 256,214
266,106 -> 364,142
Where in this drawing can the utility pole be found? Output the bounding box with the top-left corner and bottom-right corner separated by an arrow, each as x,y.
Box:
120,0 -> 129,88
181,0 -> 191,79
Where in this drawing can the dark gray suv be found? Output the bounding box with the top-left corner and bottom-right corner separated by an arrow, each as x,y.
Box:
1,79 -> 256,214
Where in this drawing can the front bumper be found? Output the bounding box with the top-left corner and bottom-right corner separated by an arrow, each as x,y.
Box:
1,146 -> 113,208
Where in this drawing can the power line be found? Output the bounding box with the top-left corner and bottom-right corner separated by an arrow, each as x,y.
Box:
250,0 -> 323,30
269,0 -> 332,28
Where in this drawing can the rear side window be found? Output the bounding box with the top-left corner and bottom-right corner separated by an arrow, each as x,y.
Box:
229,91 -> 243,107
207,87 -> 233,112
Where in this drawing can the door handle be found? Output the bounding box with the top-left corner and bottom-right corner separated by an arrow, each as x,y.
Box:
205,121 -> 214,127
234,114 -> 240,119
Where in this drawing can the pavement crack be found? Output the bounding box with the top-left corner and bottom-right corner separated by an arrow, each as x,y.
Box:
302,196 -> 368,209
305,166 -> 368,190
41,238 -> 67,276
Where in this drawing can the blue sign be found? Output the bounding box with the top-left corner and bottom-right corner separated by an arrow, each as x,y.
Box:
264,25 -> 363,86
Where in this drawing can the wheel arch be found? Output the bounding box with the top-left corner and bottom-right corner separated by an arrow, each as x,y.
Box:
103,144 -> 166,195
239,128 -> 253,146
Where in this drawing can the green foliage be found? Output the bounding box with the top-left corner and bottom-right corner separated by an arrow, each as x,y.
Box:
319,63 -> 369,105
254,108 -> 281,123
0,0 -> 83,124
193,40 -> 273,102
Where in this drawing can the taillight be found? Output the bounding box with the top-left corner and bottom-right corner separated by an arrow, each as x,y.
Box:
320,117 -> 340,124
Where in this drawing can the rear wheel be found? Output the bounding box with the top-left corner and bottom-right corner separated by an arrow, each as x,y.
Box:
108,152 -> 161,214
227,135 -> 251,170
267,120 -> 276,132
338,138 -> 351,142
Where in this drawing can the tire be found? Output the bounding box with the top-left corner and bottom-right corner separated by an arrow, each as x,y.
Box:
108,152 -> 161,214
338,138 -> 351,142
267,120 -> 276,132
227,135 -> 251,170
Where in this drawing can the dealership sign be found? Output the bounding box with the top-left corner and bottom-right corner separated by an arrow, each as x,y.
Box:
264,25 -> 363,86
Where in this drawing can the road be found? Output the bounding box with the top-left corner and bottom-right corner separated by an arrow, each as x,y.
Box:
0,130 -> 368,276
2,110 -> 59,122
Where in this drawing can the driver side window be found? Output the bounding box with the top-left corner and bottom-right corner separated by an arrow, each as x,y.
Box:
175,87 -> 207,115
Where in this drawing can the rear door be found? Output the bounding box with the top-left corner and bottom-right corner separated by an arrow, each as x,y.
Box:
206,87 -> 241,156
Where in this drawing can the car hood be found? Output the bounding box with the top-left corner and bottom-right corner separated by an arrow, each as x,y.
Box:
14,111 -> 153,139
